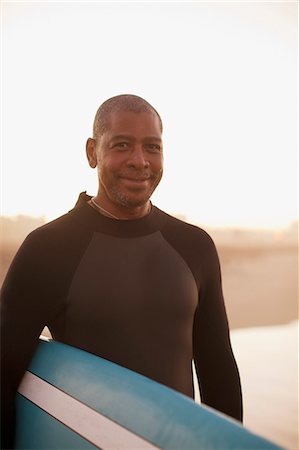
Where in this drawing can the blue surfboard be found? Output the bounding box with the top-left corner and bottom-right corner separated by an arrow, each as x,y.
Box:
15,338 -> 282,449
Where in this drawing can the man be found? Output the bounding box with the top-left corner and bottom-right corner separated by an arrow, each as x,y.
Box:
1,94 -> 242,448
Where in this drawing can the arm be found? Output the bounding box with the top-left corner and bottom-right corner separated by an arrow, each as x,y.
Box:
193,237 -> 243,422
1,231 -> 57,448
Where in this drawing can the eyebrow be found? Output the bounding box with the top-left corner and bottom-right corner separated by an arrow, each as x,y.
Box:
110,134 -> 162,142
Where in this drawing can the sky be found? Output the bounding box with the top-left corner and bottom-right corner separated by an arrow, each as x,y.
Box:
1,1 -> 297,229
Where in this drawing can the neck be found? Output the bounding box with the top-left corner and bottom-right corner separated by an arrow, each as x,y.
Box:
89,197 -> 151,220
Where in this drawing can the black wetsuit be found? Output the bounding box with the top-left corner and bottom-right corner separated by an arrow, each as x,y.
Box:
1,192 -> 243,448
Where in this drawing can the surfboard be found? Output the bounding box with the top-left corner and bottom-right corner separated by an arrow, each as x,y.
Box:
15,338 -> 282,449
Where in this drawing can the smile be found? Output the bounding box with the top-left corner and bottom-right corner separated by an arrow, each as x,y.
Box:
120,177 -> 150,188
120,176 -> 150,182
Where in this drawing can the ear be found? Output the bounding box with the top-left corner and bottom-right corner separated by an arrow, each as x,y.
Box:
86,138 -> 97,168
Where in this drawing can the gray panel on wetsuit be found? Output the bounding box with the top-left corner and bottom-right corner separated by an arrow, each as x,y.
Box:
64,231 -> 198,395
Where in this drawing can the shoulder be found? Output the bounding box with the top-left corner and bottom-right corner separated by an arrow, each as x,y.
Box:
154,207 -> 221,284
11,208 -> 86,269
155,207 -> 216,250
21,214 -> 71,249
25,192 -> 92,243
25,202 -> 86,244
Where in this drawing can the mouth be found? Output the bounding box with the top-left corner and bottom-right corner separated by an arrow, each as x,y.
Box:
123,177 -> 148,181
119,176 -> 150,188
120,173 -> 151,181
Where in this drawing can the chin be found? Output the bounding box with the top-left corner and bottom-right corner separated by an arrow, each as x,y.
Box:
108,180 -> 159,208
115,192 -> 150,208
121,197 -> 149,208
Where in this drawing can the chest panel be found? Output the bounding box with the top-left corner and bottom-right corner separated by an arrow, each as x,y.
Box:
66,231 -> 198,329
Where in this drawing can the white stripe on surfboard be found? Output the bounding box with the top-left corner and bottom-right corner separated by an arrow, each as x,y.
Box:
18,371 -> 160,450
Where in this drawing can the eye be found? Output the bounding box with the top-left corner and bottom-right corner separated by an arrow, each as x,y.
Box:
114,142 -> 130,150
145,143 -> 161,153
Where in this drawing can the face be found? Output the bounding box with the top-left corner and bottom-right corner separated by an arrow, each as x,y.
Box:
86,111 -> 163,214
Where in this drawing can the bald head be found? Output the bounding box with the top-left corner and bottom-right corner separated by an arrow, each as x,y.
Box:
92,94 -> 163,139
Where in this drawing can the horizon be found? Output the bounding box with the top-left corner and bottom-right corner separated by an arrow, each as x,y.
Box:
1,211 -> 297,235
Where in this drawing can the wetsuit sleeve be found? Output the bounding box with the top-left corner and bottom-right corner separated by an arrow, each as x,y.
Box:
0,231 -> 59,449
193,237 -> 243,422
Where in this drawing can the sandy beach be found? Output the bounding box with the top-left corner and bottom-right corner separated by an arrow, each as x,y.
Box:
218,244 -> 298,330
230,321 -> 298,450
217,241 -> 298,449
192,321 -> 298,450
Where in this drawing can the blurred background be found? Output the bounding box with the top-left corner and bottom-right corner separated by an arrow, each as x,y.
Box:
1,2 -> 298,449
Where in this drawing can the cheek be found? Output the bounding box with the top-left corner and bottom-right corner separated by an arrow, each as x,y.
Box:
98,156 -> 121,176
97,160 -> 112,183
151,155 -> 163,174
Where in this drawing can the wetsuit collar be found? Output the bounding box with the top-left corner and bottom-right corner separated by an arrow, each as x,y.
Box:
70,192 -> 166,238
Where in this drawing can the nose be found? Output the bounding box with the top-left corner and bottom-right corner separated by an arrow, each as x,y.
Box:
127,145 -> 149,169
